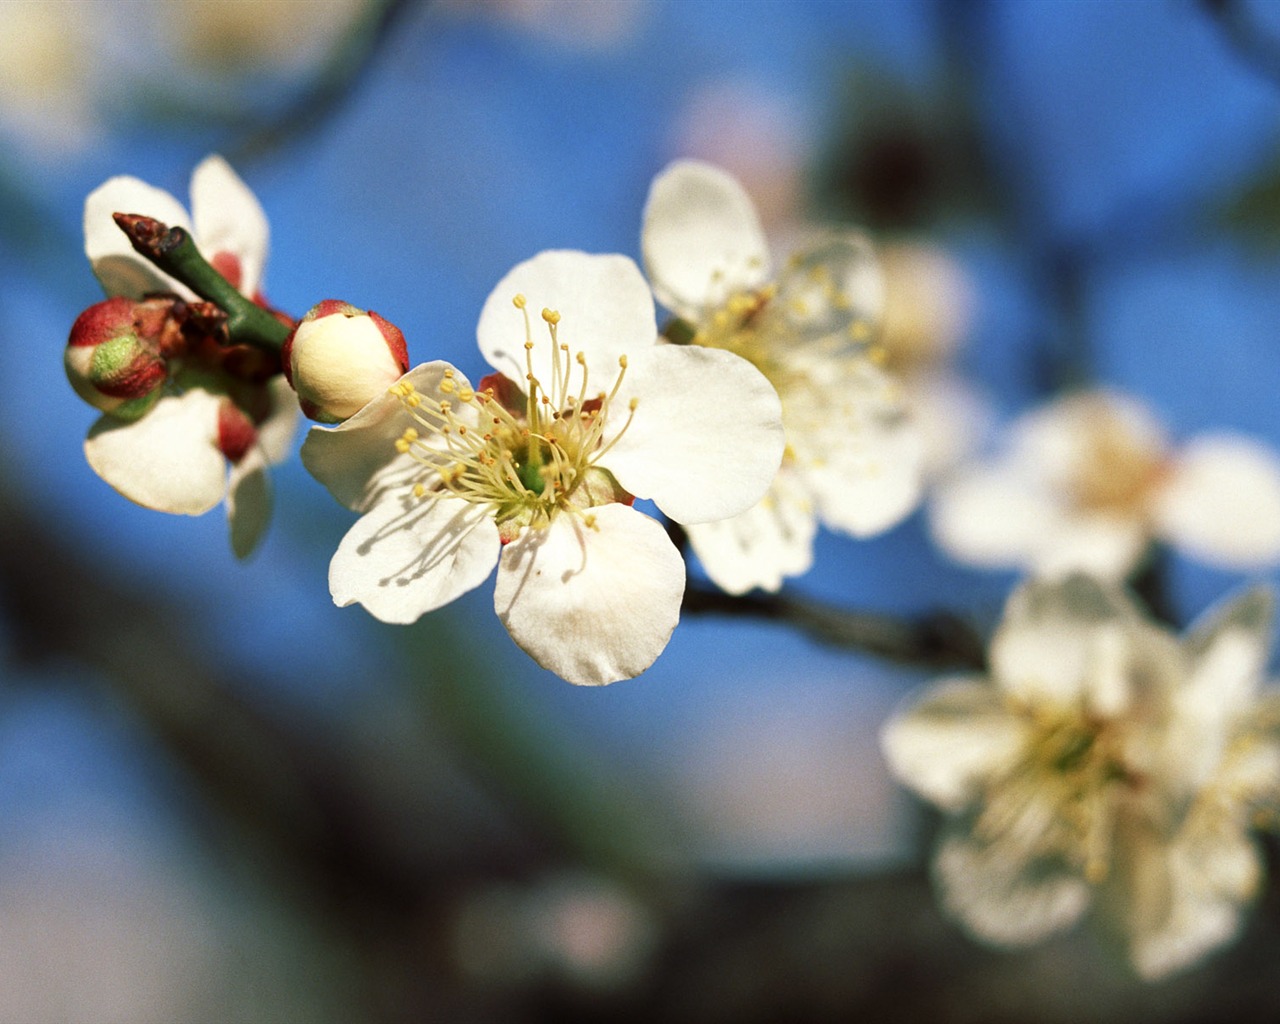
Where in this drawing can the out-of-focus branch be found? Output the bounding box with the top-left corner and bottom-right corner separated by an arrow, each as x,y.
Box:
666,523 -> 987,671
1202,0 -> 1280,90
681,584 -> 987,672
0,473 -> 507,922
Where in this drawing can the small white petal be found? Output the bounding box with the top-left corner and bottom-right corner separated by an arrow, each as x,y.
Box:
1009,389 -> 1168,488
255,375 -> 300,466
804,420 -> 924,538
881,677 -> 1029,811
476,251 -> 657,396
1171,587 -> 1275,788
84,175 -> 194,299
84,389 -> 226,515
1154,434 -> 1280,569
772,231 -> 884,342
604,345 -> 784,524
933,828 -> 1091,946
1116,821 -> 1259,981
330,495 -> 499,624
990,575 -> 1147,706
1027,514 -> 1148,582
191,154 -> 270,297
683,472 -> 816,595
928,465 -> 1060,568
903,372 -> 994,478
495,503 -> 684,685
641,160 -> 771,319
227,451 -> 270,560
302,362 -> 464,513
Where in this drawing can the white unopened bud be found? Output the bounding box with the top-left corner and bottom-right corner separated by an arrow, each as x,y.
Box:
283,299 -> 409,423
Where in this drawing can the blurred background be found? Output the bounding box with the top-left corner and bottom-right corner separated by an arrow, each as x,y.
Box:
4,0 -> 1280,1020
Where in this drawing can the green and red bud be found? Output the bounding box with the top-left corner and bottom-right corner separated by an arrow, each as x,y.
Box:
65,296 -> 174,420
282,300 -> 409,423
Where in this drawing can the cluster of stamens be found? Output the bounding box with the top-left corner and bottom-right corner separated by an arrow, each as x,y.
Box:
977,697 -> 1133,884
388,295 -> 637,531
692,258 -> 884,396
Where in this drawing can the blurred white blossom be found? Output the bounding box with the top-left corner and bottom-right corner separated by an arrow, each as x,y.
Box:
642,160 -> 923,595
930,388 -> 1280,579
882,574 -> 1280,979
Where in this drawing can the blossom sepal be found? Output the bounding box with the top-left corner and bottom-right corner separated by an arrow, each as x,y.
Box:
282,300 -> 410,423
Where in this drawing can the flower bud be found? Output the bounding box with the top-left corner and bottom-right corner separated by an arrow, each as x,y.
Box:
65,296 -> 170,421
282,300 -> 409,423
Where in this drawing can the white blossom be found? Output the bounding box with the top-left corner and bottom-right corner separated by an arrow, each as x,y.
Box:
303,250 -> 784,685
79,156 -> 296,558
641,160 -> 923,595
881,574 -> 1280,978
930,388 -> 1280,579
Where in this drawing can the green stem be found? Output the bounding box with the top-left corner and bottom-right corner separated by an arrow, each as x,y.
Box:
113,213 -> 291,352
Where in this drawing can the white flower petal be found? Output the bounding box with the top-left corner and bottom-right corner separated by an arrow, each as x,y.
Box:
84,175 -> 194,299
641,159 -> 771,319
302,362 -> 462,513
84,389 -> 226,515
772,231 -> 884,342
1115,820 -> 1259,981
191,154 -> 269,297
255,375 -> 300,466
1029,514 -> 1148,582
604,345 -> 784,524
881,677 -> 1029,811
804,417 -> 924,538
928,465 -> 1060,568
1154,433 -> 1280,569
990,575 -> 1147,707
1009,389 -> 1168,488
330,495 -> 499,624
903,372 -> 994,478
227,452 -> 270,560
494,503 -> 684,685
1171,587 -> 1275,788
476,251 -> 657,396
933,828 -> 1090,947
683,472 -> 816,595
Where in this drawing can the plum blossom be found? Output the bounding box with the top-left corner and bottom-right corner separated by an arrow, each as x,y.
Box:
881,574 -> 1280,979
929,388 -> 1280,580
302,250 -> 784,685
78,156 -> 297,558
641,160 -> 923,596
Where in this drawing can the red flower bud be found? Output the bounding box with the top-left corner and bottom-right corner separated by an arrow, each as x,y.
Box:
65,297 -> 171,420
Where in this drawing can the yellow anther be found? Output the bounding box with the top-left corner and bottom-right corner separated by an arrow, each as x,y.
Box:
459,388 -> 475,402
512,293 -> 527,309
439,377 -> 456,393
412,483 -> 426,498
576,352 -> 586,365
629,397 -> 638,410
458,425 -> 468,435
402,427 -> 419,442
524,340 -> 535,350
406,393 -> 421,408
583,513 -> 598,529
618,354 -> 627,369
395,438 -> 411,454
541,308 -> 561,325
439,400 -> 451,412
